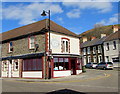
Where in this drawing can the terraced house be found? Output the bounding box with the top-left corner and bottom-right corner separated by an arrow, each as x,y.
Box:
1,19 -> 82,79
80,35 -> 106,65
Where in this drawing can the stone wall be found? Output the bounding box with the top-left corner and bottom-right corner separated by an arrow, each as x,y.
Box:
2,34 -> 45,57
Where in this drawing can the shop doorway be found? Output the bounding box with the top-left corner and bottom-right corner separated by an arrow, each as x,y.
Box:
70,58 -> 76,75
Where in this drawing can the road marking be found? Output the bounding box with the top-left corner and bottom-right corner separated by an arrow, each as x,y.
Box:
4,73 -> 111,84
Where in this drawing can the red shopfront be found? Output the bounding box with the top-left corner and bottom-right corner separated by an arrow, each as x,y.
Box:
50,57 -> 82,78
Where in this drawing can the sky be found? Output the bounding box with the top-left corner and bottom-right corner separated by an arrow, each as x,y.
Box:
1,1 -> 119,34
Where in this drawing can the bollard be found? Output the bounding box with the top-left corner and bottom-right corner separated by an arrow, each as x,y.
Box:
82,66 -> 86,73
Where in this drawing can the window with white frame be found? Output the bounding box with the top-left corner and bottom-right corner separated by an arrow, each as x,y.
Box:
3,62 -> 8,71
83,48 -> 86,55
93,56 -> 96,63
88,56 -> 91,63
93,46 -> 96,54
9,42 -> 13,52
29,36 -> 35,49
87,47 -> 90,54
106,56 -> 109,62
99,55 -> 102,63
62,39 -> 69,53
14,62 -> 19,71
106,43 -> 109,51
98,45 -> 102,53
113,41 -> 116,50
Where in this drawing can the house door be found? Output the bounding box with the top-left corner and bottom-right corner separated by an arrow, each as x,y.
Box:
70,58 -> 76,75
8,60 -> 12,77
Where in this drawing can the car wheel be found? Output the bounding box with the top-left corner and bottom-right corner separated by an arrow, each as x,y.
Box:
103,67 -> 106,70
96,66 -> 98,69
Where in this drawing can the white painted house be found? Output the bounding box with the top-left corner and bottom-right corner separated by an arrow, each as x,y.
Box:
103,26 -> 120,67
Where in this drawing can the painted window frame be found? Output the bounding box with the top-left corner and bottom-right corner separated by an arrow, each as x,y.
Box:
8,42 -> 13,53
2,61 -> 8,71
61,38 -> 70,53
14,61 -> 19,71
29,36 -> 35,49
98,55 -> 102,63
98,45 -> 102,53
54,57 -> 69,70
106,56 -> 109,62
106,43 -> 109,51
83,48 -> 86,55
88,56 -> 91,63
93,46 -> 96,54
93,56 -> 96,63
87,47 -> 90,54
113,41 -> 116,50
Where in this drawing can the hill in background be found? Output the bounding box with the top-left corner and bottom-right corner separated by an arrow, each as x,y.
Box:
79,24 -> 120,42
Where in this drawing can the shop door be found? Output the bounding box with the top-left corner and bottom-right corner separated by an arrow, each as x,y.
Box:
71,59 -> 76,75
8,60 -> 12,77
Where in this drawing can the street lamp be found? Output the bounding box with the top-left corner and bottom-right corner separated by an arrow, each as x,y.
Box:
41,10 -> 51,79
41,10 -> 51,51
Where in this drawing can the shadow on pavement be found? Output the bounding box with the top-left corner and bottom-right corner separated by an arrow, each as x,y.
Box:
47,89 -> 86,94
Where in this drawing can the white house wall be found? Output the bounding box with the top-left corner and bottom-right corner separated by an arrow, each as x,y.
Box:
104,39 -> 119,62
54,70 -> 71,77
49,32 -> 80,55
22,71 -> 42,78
76,70 -> 82,74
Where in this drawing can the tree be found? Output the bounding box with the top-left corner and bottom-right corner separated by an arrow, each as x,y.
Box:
94,23 -> 104,28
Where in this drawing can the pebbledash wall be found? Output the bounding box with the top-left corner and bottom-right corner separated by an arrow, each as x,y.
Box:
49,32 -> 82,78
1,33 -> 46,78
104,39 -> 120,67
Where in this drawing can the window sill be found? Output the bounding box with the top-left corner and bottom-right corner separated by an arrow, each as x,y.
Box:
29,48 -> 35,50
8,51 -> 13,53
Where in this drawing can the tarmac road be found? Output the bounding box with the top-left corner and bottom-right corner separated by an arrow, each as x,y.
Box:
2,69 -> 120,94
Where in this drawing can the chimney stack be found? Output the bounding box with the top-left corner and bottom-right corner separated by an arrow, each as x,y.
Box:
91,36 -> 96,40
101,34 -> 106,38
82,37 -> 87,43
113,25 -> 118,33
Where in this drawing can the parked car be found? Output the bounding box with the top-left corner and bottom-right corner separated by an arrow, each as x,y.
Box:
96,62 -> 113,70
85,62 -> 97,69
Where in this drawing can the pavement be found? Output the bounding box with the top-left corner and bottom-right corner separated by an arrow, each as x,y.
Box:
2,69 -> 110,83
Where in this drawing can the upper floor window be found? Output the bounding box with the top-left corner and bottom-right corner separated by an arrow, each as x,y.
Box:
9,42 -> 13,52
98,45 -> 102,53
106,43 -> 109,51
61,38 -> 70,53
87,47 -> 90,54
83,48 -> 86,55
29,36 -> 35,49
113,41 -> 116,50
93,46 -> 96,54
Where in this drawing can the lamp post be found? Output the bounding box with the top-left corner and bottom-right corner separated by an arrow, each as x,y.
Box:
41,10 -> 51,79
41,10 -> 51,51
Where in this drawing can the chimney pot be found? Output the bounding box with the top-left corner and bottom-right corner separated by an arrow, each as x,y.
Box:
91,36 -> 96,40
82,37 -> 87,43
113,25 -> 118,33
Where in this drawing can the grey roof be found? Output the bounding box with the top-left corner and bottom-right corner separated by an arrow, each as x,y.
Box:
94,37 -> 106,45
81,37 -> 106,48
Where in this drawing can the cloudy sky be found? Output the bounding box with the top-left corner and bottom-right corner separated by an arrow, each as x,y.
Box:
1,1 -> 119,34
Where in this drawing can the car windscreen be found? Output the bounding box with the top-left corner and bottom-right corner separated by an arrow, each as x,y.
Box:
107,62 -> 113,64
